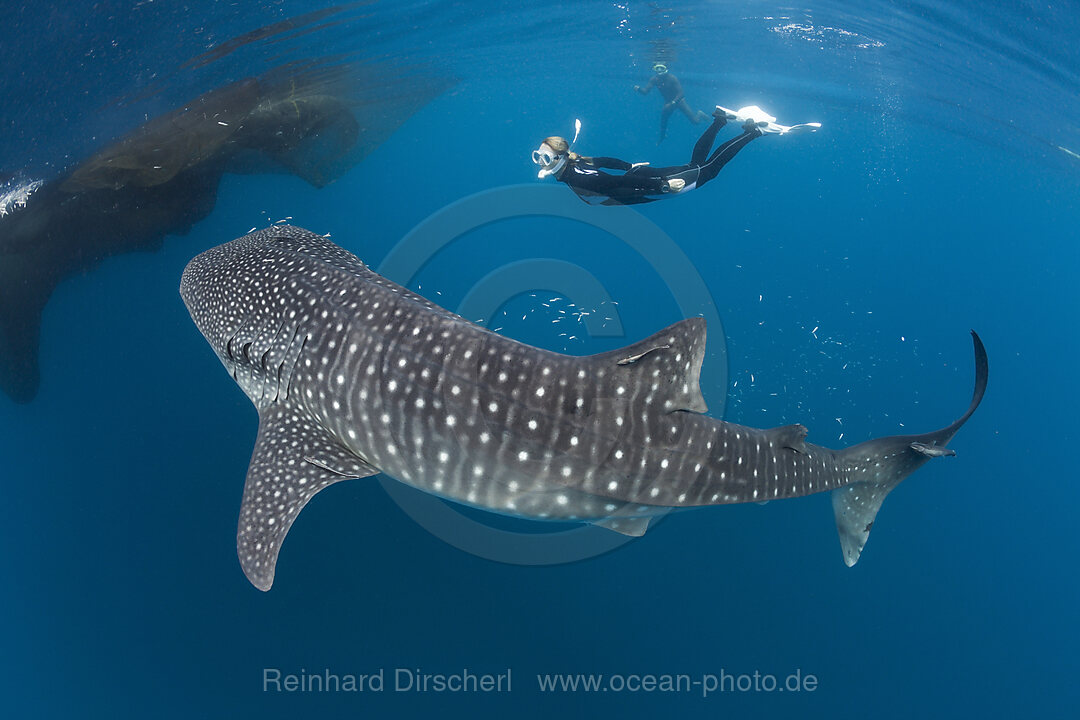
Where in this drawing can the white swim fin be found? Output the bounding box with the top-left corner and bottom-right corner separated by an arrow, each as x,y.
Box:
714,105 -> 739,120
730,104 -> 821,135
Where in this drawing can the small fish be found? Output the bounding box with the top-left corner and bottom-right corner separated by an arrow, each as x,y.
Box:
910,442 -> 956,458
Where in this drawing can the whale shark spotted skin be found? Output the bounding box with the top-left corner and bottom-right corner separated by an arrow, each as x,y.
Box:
180,225 -> 988,590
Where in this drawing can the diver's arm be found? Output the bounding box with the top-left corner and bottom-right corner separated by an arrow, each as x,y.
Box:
565,167 -> 665,198
634,77 -> 655,95
581,156 -> 635,171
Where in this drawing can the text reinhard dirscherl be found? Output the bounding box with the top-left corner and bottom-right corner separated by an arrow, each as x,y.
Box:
263,668 -> 512,694
262,667 -> 819,697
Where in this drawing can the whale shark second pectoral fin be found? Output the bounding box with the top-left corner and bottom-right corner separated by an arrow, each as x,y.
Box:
591,515 -> 652,537
237,404 -> 378,591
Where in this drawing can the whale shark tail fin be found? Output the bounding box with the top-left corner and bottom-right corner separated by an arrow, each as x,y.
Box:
830,331 -> 988,566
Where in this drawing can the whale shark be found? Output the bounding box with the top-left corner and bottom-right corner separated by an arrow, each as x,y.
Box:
180,225 -> 988,590
0,64 -> 452,403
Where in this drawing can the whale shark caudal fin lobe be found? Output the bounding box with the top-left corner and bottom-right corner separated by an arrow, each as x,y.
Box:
830,331 -> 988,566
239,404 -> 378,591
831,481 -> 897,567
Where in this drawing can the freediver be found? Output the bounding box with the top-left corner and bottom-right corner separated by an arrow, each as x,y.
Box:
532,105 -> 820,206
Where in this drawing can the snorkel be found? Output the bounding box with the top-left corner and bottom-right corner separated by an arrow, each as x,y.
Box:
534,119 -> 581,179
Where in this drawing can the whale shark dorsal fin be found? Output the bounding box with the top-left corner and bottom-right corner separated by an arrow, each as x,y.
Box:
594,317 -> 708,414
770,423 -> 809,453
237,404 -> 378,591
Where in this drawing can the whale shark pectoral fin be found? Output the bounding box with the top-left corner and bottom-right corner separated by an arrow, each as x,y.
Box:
591,516 -> 651,537
595,317 -> 708,414
237,404 -> 378,591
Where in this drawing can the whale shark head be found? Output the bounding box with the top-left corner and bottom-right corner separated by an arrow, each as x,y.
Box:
180,226 -> 377,409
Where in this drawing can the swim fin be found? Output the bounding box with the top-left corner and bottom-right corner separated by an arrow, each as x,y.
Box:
725,104 -> 822,134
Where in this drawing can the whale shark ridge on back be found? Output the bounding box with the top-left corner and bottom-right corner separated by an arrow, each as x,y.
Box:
179,225 -> 987,590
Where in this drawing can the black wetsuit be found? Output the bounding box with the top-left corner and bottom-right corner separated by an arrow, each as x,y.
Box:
556,116 -> 761,206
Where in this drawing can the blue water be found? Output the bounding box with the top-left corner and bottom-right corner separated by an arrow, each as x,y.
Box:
2,1 -> 1078,717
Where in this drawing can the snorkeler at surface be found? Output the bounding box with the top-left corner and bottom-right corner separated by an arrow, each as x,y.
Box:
634,63 -> 709,144
532,105 -> 821,206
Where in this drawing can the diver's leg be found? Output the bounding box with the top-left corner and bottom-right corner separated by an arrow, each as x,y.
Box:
677,99 -> 705,124
658,103 -> 676,144
690,113 -> 727,165
696,125 -> 762,187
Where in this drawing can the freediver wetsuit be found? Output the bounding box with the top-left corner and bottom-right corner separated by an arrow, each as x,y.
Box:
556,116 -> 762,206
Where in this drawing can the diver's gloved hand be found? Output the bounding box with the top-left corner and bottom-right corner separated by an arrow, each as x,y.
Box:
663,178 -> 686,193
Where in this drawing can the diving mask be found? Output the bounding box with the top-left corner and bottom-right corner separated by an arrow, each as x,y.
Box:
533,142 -> 567,179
